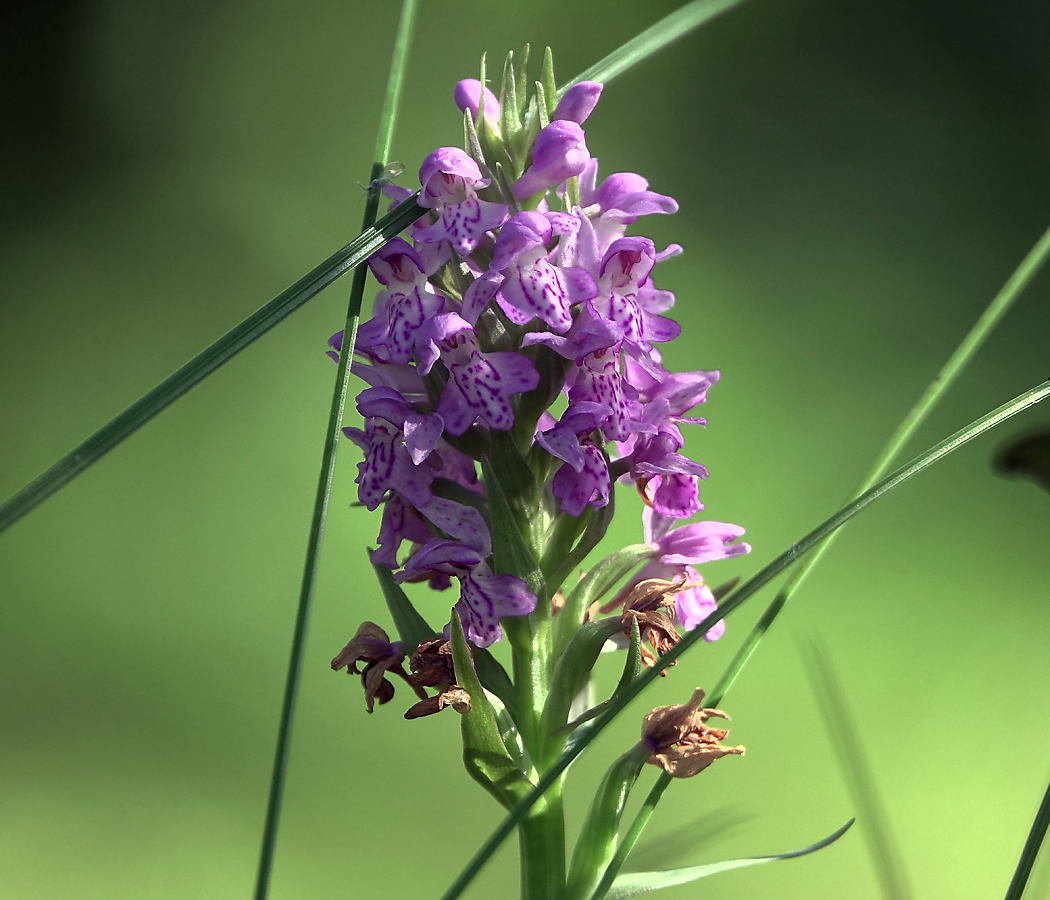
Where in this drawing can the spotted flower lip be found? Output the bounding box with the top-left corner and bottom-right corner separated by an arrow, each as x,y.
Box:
419,312 -> 540,435
492,211 -> 597,333
414,148 -> 509,256
395,537 -> 538,648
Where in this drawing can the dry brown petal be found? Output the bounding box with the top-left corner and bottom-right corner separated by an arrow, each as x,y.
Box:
648,741 -> 745,778
408,637 -> 458,690
331,621 -> 394,672
403,685 -> 472,719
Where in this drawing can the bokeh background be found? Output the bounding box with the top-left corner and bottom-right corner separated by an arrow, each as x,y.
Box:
2,1 -> 1049,897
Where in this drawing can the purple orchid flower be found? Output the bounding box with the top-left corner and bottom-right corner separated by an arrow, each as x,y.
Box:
491,211 -> 596,333
414,148 -> 509,256
354,238 -> 449,365
418,312 -> 540,435
576,159 -> 679,256
536,401 -> 613,516
396,539 -> 537,647
587,237 -> 681,347
343,387 -> 443,511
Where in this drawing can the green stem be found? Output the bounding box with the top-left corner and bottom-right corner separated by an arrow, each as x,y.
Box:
1003,772 -> 1050,900
437,381 -> 1050,900
519,784 -> 567,900
709,222 -> 1050,707
251,4 -> 417,899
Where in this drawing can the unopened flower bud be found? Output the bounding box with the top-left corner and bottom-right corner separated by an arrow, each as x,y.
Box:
553,81 -> 603,125
454,78 -> 501,127
512,121 -> 590,201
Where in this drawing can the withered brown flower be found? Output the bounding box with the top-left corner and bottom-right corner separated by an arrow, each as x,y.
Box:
615,576 -> 697,669
403,637 -> 471,719
330,622 -> 424,713
642,687 -> 745,778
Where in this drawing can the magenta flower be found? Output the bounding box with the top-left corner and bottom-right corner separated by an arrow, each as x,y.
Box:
491,212 -> 596,333
418,313 -> 540,435
397,539 -> 537,648
454,78 -> 500,127
355,238 -> 449,365
414,148 -> 509,256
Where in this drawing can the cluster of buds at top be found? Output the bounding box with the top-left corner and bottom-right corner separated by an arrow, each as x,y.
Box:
332,46 -> 751,701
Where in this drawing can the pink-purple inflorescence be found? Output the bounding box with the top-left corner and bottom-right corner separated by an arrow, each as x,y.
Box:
332,78 -> 749,649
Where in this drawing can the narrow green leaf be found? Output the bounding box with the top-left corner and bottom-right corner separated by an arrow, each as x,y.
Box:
541,507 -> 593,578
534,82 -> 550,129
801,639 -> 914,900
544,617 -> 622,733
559,0 -> 749,96
602,819 -> 855,900
1003,773 -> 1050,900
541,47 -> 558,117
472,646 -> 516,713
566,743 -> 651,900
559,615 -> 642,744
450,609 -> 534,809
372,561 -> 438,652
515,43 -> 530,117
554,543 -> 652,655
0,197 -> 424,536
436,381 -> 1050,900
709,220 -> 1050,707
253,4 -> 419,899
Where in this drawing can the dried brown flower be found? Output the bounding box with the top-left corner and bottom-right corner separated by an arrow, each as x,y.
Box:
330,621 -> 423,713
403,637 -> 471,719
615,576 -> 697,669
642,687 -> 745,778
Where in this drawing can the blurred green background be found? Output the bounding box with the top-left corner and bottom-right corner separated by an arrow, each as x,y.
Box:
2,0 -> 1049,897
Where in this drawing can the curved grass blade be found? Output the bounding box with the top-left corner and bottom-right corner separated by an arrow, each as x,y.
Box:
558,0 -> 749,96
709,221 -> 1050,706
0,192 -> 423,537
601,818 -> 854,900
1003,773 -> 1050,900
437,381 -> 1050,900
252,3 -> 418,899
801,639 -> 914,900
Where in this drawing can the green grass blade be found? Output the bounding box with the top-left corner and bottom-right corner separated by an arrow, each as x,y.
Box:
436,381 -> 1050,900
800,639 -> 914,900
708,222 -> 1050,707
0,193 -> 422,537
591,771 -> 672,900
558,0 -> 749,96
1003,774 -> 1050,900
251,3 -> 418,899
602,819 -> 854,900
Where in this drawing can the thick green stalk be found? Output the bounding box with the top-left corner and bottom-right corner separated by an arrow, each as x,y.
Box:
709,222 -> 1050,706
436,381 -> 1050,900
519,786 -> 567,900
252,3 -> 418,899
